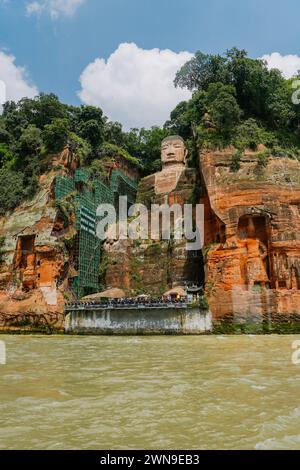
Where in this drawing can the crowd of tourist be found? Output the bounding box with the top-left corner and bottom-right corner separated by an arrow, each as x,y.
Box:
66,295 -> 194,309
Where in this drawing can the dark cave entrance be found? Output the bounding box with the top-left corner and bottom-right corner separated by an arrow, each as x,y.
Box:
16,234 -> 36,270
238,214 -> 271,287
237,214 -> 269,245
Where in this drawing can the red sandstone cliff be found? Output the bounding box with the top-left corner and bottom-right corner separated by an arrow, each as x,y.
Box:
0,170 -> 67,331
0,149 -> 140,332
2,142 -> 300,332
201,146 -> 300,325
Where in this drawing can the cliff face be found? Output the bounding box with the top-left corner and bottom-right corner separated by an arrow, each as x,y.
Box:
0,150 -> 139,331
104,167 -> 202,295
0,169 -> 68,331
201,147 -> 300,327
2,142 -> 300,332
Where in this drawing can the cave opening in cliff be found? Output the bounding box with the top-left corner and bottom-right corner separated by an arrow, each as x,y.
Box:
14,234 -> 37,290
238,215 -> 269,245
238,214 -> 271,288
16,235 -> 36,270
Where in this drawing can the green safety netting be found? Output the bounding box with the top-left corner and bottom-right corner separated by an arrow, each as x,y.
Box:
55,168 -> 138,298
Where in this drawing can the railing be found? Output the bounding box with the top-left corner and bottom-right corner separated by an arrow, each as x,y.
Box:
65,299 -> 205,311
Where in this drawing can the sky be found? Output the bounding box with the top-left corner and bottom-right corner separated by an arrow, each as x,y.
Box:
1,0 -> 300,128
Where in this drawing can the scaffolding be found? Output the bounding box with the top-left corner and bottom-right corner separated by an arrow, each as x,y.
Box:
55,167 -> 138,298
110,170 -> 138,206
55,175 -> 75,199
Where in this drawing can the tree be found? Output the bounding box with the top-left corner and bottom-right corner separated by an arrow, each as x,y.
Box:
174,51 -> 228,91
18,125 -> 43,156
165,92 -> 207,139
2,108 -> 28,141
174,48 -> 286,122
0,168 -> 24,215
0,124 -> 11,144
77,105 -> 104,124
68,132 -> 91,165
233,119 -> 276,150
225,53 -> 277,118
266,79 -> 297,128
11,94 -> 67,130
43,118 -> 70,153
122,127 -> 171,173
79,119 -> 104,148
0,144 -> 13,168
206,83 -> 242,132
71,105 -> 105,141
169,47 -> 300,152
104,121 -> 124,146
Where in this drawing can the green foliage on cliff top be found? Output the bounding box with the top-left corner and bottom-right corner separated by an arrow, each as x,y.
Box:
0,94 -> 167,214
99,142 -> 141,168
1,47 -> 300,215
169,47 -> 300,156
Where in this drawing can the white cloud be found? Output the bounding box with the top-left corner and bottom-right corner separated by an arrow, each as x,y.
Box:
261,52 -> 300,79
78,42 -> 193,129
26,1 -> 43,15
26,0 -> 86,19
0,50 -> 38,103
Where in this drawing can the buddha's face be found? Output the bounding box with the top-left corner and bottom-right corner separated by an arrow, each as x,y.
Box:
161,137 -> 187,168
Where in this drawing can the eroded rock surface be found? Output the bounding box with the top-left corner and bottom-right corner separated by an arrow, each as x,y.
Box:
0,169 -> 68,331
201,147 -> 300,326
0,149 -> 139,331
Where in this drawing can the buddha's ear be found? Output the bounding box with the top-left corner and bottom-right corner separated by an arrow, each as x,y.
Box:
184,147 -> 188,162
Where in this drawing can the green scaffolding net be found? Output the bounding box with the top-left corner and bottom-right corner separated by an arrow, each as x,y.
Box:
55,168 -> 138,298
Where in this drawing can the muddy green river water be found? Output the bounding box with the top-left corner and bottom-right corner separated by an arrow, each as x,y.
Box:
0,335 -> 300,450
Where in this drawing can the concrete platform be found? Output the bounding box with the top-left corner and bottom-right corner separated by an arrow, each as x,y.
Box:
65,306 -> 212,335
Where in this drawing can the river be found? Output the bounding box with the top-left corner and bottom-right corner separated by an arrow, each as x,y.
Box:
0,335 -> 299,450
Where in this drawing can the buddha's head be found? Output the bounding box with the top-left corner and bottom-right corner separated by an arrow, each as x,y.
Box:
161,135 -> 187,168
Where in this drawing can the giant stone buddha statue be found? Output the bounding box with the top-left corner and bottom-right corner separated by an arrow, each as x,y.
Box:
155,135 -> 188,195
103,135 -> 201,294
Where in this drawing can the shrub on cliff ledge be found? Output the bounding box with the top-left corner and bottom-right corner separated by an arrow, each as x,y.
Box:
230,150 -> 242,172
255,150 -> 271,176
99,142 -> 141,168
